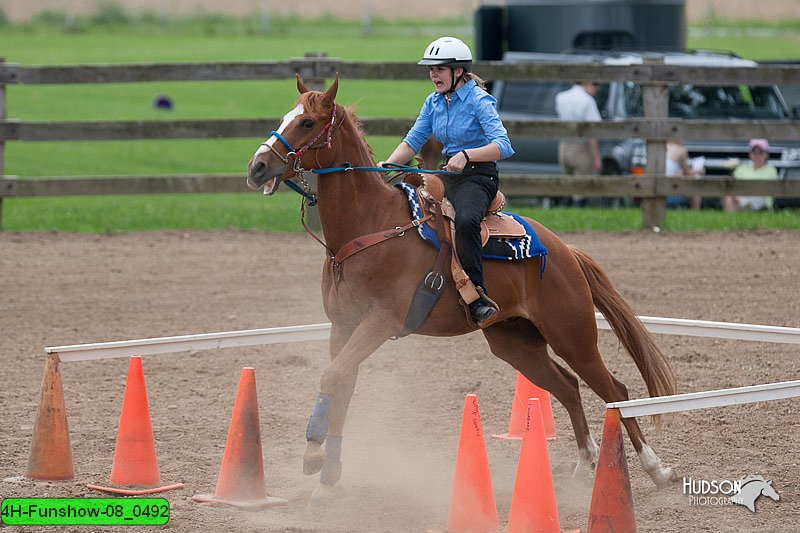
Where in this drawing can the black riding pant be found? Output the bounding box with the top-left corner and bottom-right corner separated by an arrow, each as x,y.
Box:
441,162 -> 499,291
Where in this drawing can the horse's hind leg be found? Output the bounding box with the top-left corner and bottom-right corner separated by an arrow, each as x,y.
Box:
483,320 -> 600,482
611,376 -> 674,487
593,371 -> 674,486
544,318 -> 674,486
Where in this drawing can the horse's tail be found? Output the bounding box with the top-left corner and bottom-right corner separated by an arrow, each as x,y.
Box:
569,245 -> 677,427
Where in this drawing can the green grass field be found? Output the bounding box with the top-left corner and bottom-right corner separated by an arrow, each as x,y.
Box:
7,193 -> 798,233
2,16 -> 800,233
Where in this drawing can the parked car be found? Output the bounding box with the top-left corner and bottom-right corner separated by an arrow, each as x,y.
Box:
491,50 -> 800,208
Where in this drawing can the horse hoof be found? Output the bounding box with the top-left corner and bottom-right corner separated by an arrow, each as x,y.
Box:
303,443 -> 325,475
307,483 -> 342,510
303,455 -> 324,475
571,463 -> 595,488
639,444 -> 676,488
320,458 -> 342,486
652,465 -> 676,488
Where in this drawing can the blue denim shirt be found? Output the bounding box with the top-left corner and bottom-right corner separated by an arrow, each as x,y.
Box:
403,80 -> 515,160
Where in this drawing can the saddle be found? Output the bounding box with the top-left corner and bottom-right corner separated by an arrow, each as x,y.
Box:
405,174 -> 527,244
402,174 -> 525,329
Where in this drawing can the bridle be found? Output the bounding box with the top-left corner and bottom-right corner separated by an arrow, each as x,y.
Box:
257,101 -> 343,206
260,101 -> 340,173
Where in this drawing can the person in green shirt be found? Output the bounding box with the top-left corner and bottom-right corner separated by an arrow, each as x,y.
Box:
723,138 -> 778,211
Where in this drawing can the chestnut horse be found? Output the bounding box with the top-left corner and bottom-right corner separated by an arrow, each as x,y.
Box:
247,75 -> 677,500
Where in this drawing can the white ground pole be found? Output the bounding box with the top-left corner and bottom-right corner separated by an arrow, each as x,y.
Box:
46,313 -> 800,363
594,313 -> 800,345
608,379 -> 800,419
47,323 -> 332,362
597,314 -> 800,417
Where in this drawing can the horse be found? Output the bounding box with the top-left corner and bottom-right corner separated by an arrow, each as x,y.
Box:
246,74 -> 678,501
731,475 -> 780,512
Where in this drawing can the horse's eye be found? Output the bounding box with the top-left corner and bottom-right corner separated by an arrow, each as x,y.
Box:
300,119 -> 315,129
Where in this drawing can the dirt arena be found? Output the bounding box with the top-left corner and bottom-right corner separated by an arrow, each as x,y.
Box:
1,227 -> 799,532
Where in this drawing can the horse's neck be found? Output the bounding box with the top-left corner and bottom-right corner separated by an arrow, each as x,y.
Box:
315,140 -> 400,252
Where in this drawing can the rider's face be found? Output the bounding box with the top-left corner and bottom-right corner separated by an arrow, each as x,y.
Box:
429,66 -> 458,93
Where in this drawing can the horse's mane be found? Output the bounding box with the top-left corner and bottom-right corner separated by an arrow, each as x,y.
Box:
296,91 -> 375,162
740,475 -> 767,486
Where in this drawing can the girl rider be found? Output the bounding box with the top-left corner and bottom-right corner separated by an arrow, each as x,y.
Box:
382,36 -> 515,325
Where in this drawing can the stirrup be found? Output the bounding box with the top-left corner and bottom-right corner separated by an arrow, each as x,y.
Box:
469,300 -> 497,323
461,287 -> 501,328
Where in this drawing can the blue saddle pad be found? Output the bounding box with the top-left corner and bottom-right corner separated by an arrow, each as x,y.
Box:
395,182 -> 547,272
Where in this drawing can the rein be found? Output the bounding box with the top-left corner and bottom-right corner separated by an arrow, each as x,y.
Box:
312,162 -> 462,176
283,162 -> 461,207
263,103 -> 461,205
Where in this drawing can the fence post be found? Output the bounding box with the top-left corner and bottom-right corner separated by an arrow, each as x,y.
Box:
361,0 -> 371,36
0,57 -> 6,230
640,58 -> 668,229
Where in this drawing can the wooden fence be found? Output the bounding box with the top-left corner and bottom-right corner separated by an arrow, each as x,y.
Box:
2,56 -> 800,228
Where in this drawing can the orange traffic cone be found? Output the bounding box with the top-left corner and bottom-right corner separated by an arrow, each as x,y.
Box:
25,354 -> 75,481
192,367 -> 287,510
447,394 -> 500,533
586,409 -> 636,533
87,355 -> 183,495
494,372 -> 556,441
507,398 -> 561,533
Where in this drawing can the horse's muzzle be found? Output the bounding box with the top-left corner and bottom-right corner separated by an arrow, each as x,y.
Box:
247,160 -> 283,195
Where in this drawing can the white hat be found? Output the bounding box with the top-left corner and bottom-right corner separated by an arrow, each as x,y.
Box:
418,37 -> 473,69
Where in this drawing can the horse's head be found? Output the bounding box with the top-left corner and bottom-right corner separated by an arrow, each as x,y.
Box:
247,74 -> 340,194
761,480 -> 780,502
736,475 -> 781,509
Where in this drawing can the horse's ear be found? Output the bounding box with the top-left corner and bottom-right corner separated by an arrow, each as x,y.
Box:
296,73 -> 310,94
322,73 -> 339,105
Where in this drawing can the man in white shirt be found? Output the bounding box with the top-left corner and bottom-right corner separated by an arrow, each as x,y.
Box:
555,82 -> 603,177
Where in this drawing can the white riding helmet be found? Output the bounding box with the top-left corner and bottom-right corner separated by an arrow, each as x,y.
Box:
418,36 -> 473,70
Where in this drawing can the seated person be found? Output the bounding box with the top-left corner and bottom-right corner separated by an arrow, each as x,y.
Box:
723,138 -> 777,211
664,139 -> 704,209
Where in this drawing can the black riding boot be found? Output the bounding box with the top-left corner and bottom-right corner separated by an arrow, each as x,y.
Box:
442,168 -> 501,325
469,298 -> 498,323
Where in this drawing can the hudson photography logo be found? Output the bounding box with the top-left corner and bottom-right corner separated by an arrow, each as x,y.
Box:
683,475 -> 780,512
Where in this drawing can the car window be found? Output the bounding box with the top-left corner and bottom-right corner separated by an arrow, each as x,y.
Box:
499,81 -> 610,117
622,81 -> 644,117
622,82 -> 787,119
499,82 -> 571,115
595,84 -> 610,117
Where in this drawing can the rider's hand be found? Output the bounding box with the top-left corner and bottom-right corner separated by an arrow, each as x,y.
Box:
444,151 -> 467,172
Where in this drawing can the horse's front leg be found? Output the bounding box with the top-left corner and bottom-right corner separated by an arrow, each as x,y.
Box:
303,367 -> 358,489
303,314 -> 395,489
303,322 -> 351,479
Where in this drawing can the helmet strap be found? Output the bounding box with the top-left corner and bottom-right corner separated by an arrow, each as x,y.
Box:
447,67 -> 464,94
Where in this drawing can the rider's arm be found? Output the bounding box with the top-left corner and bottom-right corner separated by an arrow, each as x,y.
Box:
475,92 -> 514,160
382,142 -> 417,166
462,143 -> 502,162
382,96 -> 434,167
443,143 -> 502,172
